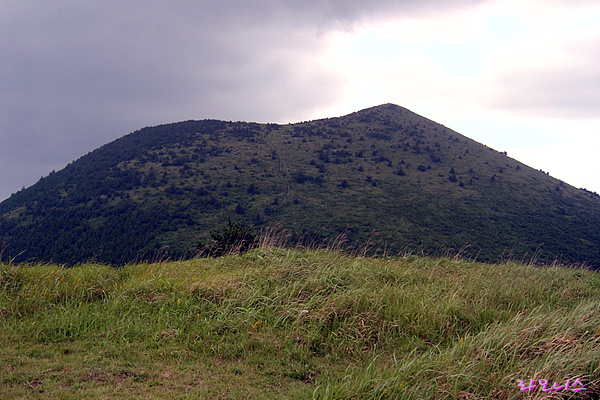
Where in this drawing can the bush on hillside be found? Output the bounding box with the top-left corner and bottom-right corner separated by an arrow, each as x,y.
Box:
197,218 -> 258,257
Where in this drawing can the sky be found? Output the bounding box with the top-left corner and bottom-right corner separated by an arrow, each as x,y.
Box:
1,0 -> 599,202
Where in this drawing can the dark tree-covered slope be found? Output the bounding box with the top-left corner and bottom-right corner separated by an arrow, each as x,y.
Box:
1,104 -> 600,266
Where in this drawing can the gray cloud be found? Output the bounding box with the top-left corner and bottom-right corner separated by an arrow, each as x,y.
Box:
0,0 -> 485,200
490,37 -> 600,120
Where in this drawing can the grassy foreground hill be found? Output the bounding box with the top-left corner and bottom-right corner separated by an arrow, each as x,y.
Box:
1,103 -> 600,267
1,246 -> 599,399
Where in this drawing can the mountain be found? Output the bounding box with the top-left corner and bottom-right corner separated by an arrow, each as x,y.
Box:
1,104 -> 600,266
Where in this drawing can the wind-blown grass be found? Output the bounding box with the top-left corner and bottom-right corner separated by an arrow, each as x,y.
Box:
1,248 -> 599,399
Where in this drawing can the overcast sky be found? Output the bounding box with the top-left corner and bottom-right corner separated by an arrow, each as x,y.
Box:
1,0 -> 599,202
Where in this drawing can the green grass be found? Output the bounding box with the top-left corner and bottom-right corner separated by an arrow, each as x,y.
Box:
1,247 -> 599,399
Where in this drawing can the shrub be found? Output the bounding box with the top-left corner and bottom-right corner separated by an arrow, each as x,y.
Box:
197,218 -> 258,257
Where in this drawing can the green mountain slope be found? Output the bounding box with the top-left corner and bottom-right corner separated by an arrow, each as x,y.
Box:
1,104 -> 600,266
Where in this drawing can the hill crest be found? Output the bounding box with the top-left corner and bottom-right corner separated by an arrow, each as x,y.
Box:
1,104 -> 600,266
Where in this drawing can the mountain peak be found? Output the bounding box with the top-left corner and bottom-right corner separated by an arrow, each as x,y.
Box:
347,103 -> 408,117
1,105 -> 599,266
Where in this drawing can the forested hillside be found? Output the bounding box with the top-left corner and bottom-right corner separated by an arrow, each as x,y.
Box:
1,104 -> 599,266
